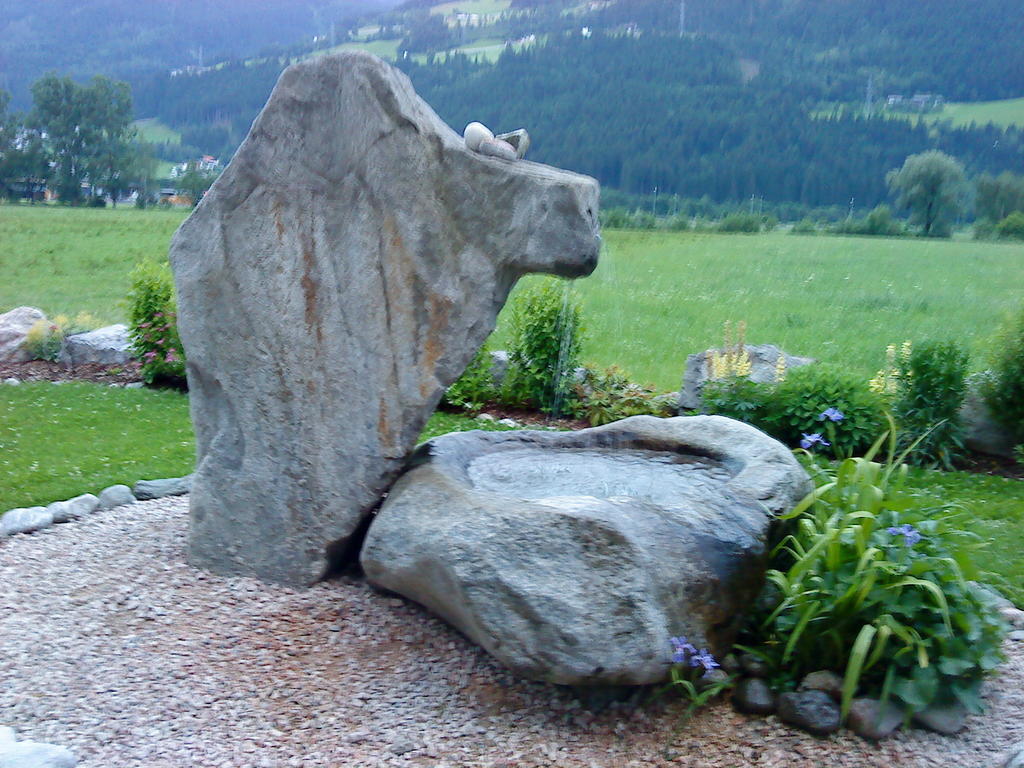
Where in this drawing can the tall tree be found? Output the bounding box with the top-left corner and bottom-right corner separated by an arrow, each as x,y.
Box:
29,74 -> 137,203
886,151 -> 968,237
976,172 -> 1024,223
0,89 -> 50,201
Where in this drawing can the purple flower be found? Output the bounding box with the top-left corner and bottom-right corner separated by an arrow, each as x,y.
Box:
887,523 -> 923,547
800,433 -> 831,450
819,407 -> 845,422
670,636 -> 697,665
692,648 -> 720,676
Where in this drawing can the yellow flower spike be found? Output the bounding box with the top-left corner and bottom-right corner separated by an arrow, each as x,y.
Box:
775,354 -> 788,383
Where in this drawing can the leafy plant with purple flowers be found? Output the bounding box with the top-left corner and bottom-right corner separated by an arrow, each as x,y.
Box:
667,636 -> 733,721
743,417 -> 1008,721
127,261 -> 186,386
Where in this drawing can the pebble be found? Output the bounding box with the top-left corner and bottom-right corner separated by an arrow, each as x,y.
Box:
912,701 -> 968,734
3,377 -> 20,385
97,485 -> 135,510
1,496 -> 1022,768
777,690 -> 841,736
846,698 -> 904,741
0,507 -> 53,536
799,670 -> 844,701
732,677 -> 776,715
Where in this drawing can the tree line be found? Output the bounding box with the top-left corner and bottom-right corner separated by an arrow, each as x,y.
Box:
0,75 -> 155,204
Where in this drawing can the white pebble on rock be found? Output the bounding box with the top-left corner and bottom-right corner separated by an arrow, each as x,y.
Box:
3,378 -> 19,386
97,485 -> 135,510
463,121 -> 493,151
0,507 -> 53,536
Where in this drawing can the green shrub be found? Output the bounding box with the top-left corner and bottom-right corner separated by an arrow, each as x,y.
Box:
973,218 -> 997,240
996,211 -> 1024,240
893,340 -> 969,469
443,343 -> 496,412
790,218 -> 819,235
701,375 -> 774,423
573,365 -> 674,426
745,431 -> 1008,721
983,303 -> 1024,440
127,261 -> 186,385
717,212 -> 762,233
503,278 -> 583,416
831,205 -> 905,237
762,364 -> 886,457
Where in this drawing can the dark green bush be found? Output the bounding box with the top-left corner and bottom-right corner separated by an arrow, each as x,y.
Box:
983,303 -> 1024,440
717,212 -> 762,233
894,340 -> 969,469
504,278 -> 583,416
790,218 -> 819,235
700,375 -> 774,423
573,365 -> 674,425
762,364 -> 886,457
831,205 -> 905,237
127,261 -> 186,385
997,211 -> 1024,240
745,438 -> 1008,721
443,343 -> 496,412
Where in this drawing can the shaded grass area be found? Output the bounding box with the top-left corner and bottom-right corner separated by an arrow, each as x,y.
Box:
905,469 -> 1024,607
495,230 -> 1024,390
0,204 -> 187,323
923,97 -> 1024,129
132,118 -> 183,144
0,382 -> 508,512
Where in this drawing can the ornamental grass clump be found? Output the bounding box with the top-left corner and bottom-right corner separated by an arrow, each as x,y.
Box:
982,302 -> 1024,442
745,419 -> 1008,722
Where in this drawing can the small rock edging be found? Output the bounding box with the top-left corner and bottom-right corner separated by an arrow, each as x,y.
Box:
0,476 -> 192,538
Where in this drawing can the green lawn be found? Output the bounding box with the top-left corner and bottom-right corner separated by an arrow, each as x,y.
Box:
429,0 -> 511,16
132,117 -> 183,144
0,204 -> 187,323
496,230 -> 1023,390
313,38 -> 402,61
925,96 -> 1024,129
0,382 -> 509,512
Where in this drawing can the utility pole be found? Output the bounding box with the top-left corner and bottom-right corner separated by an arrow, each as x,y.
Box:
679,0 -> 686,36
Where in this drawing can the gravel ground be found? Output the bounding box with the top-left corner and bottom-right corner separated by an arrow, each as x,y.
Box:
2,497 -> 1022,768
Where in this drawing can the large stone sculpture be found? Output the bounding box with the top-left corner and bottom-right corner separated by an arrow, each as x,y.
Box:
361,416 -> 812,685
169,52 -> 601,585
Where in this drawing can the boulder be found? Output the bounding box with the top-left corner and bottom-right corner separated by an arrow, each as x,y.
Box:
961,377 -> 1017,459
0,741 -> 77,768
847,697 -> 904,741
912,701 -> 968,734
733,677 -> 776,715
50,493 -> 100,523
777,690 -> 841,736
679,344 -> 815,411
1004,742 -> 1024,768
133,475 -> 193,500
59,324 -> 132,367
799,670 -> 844,701
361,415 -> 811,685
0,307 -> 47,363
169,52 -> 601,586
0,507 -> 53,536
98,484 -> 136,510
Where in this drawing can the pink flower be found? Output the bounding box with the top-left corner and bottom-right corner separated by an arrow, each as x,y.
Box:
144,351 -> 158,361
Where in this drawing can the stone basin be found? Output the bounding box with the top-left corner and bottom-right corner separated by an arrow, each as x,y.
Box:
361,415 -> 811,686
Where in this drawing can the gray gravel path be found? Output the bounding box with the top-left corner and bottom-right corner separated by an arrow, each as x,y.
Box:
2,497 -> 1022,767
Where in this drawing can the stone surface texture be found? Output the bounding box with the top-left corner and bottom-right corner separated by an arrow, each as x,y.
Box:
912,701 -> 968,734
54,494 -> 100,523
0,507 -> 53,536
732,677 -> 776,715
59,324 -> 132,368
97,485 -> 135,510
0,307 -> 46,363
679,343 -> 815,411
169,51 -> 601,586
847,698 -> 904,741
799,670 -> 844,700
361,415 -> 811,685
0,741 -> 77,768
961,378 -> 1018,459
777,690 -> 841,736
2,496 -> 1022,768
133,475 -> 193,501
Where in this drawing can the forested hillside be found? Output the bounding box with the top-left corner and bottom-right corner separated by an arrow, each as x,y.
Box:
11,0 -> 1023,212
0,0 -> 397,109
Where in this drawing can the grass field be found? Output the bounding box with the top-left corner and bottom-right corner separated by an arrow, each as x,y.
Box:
3,206 -> 1022,388
132,118 -> 182,144
0,204 -> 186,323
500,229 -> 1024,389
0,383 -> 508,512
429,0 -> 511,16
925,97 -> 1024,129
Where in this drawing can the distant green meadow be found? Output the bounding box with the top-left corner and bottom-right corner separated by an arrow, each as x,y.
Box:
4,206 -> 1022,390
